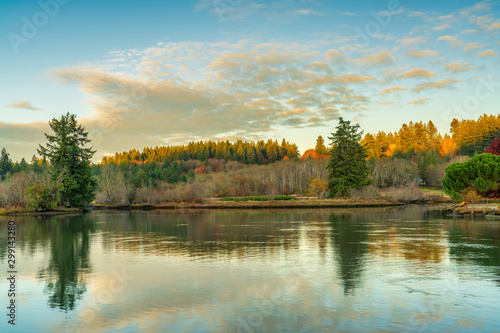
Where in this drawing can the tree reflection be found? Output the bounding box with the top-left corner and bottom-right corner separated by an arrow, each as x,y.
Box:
329,212 -> 370,295
447,220 -> 500,286
37,214 -> 94,312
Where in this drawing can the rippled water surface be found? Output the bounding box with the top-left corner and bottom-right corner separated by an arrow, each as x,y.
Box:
1,206 -> 500,332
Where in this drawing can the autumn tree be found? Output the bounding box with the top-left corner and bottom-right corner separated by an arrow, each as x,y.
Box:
315,136 -> 328,155
485,137 -> 500,155
327,118 -> 371,197
308,178 -> 327,197
38,113 -> 97,209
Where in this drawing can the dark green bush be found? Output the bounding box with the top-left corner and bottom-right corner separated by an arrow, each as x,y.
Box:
442,153 -> 500,199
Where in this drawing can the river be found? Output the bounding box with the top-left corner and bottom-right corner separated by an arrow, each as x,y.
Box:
1,206 -> 499,332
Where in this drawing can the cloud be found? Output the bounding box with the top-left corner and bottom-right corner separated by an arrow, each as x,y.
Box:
464,42 -> 481,50
412,78 -> 461,92
292,9 -> 321,15
0,121 -> 48,160
334,74 -> 374,83
409,97 -> 431,105
381,86 -> 407,95
48,43 -> 382,159
6,101 -> 43,111
338,11 -> 357,16
399,36 -> 427,46
379,101 -> 394,105
477,49 -> 498,57
459,0 -> 492,16
405,49 -> 440,58
436,35 -> 461,46
353,51 -> 394,65
432,25 -> 451,31
407,11 -> 426,17
444,61 -> 476,73
326,49 -> 345,63
489,22 -> 500,30
461,29 -> 481,34
398,68 -> 435,79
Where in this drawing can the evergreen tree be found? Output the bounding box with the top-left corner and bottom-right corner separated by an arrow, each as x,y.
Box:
0,148 -> 12,180
327,118 -> 371,197
38,113 -> 97,209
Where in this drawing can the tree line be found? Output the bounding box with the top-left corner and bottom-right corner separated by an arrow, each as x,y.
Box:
361,114 -> 500,159
101,139 -> 299,165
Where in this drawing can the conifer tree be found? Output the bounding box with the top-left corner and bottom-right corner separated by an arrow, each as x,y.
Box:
327,118 -> 371,197
38,113 -> 97,209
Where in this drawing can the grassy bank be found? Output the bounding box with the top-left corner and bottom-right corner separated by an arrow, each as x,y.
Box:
0,207 -> 83,216
87,199 -> 405,211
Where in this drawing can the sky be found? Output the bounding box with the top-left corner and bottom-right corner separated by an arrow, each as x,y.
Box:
0,0 -> 499,162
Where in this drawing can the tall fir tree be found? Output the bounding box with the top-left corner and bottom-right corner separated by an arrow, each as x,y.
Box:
38,113 -> 97,209
327,118 -> 371,197
0,148 -> 12,180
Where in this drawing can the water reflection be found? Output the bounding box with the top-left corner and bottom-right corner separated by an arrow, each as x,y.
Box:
329,212 -> 370,294
39,215 -> 94,311
0,214 -> 94,312
0,206 -> 499,332
447,220 -> 500,286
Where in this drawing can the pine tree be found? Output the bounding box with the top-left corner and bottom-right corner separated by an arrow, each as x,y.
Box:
327,118 -> 371,197
38,113 -> 97,209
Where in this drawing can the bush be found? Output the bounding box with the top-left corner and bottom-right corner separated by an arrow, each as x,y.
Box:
349,186 -> 381,200
443,153 -> 500,198
381,184 -> 425,202
24,181 -> 60,211
273,195 -> 297,201
308,178 -> 327,197
178,183 -> 204,202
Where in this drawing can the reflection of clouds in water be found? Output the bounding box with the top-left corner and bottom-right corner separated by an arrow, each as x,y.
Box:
2,206 -> 500,332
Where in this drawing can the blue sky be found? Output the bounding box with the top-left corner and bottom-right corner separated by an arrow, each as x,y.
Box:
0,0 -> 499,161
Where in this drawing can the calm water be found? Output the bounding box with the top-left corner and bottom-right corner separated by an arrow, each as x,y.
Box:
1,206 -> 500,332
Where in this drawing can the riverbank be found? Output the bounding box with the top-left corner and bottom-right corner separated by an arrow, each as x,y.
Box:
0,189 -> 452,215
89,199 -> 407,210
0,207 -> 83,216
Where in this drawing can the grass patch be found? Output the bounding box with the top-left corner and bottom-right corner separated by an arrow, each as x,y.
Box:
220,195 -> 297,202
273,195 -> 297,201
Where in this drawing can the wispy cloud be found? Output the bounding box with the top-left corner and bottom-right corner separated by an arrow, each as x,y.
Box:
409,97 -> 431,105
432,24 -> 451,31
6,101 -> 42,111
398,68 -> 435,79
444,61 -> 476,73
436,35 -> 461,46
477,49 -> 498,57
412,78 -> 461,92
337,10 -> 357,16
381,86 -> 407,95
405,49 -> 440,58
292,9 -> 321,16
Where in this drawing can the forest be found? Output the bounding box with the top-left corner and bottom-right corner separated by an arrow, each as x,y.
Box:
1,113 -> 499,208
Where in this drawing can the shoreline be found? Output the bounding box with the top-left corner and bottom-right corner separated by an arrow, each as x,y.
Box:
0,198 -> 455,215
90,199 -> 407,210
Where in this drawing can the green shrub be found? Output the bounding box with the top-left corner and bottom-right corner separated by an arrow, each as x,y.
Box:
442,153 -> 500,198
24,181 -> 60,211
273,195 -> 297,201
